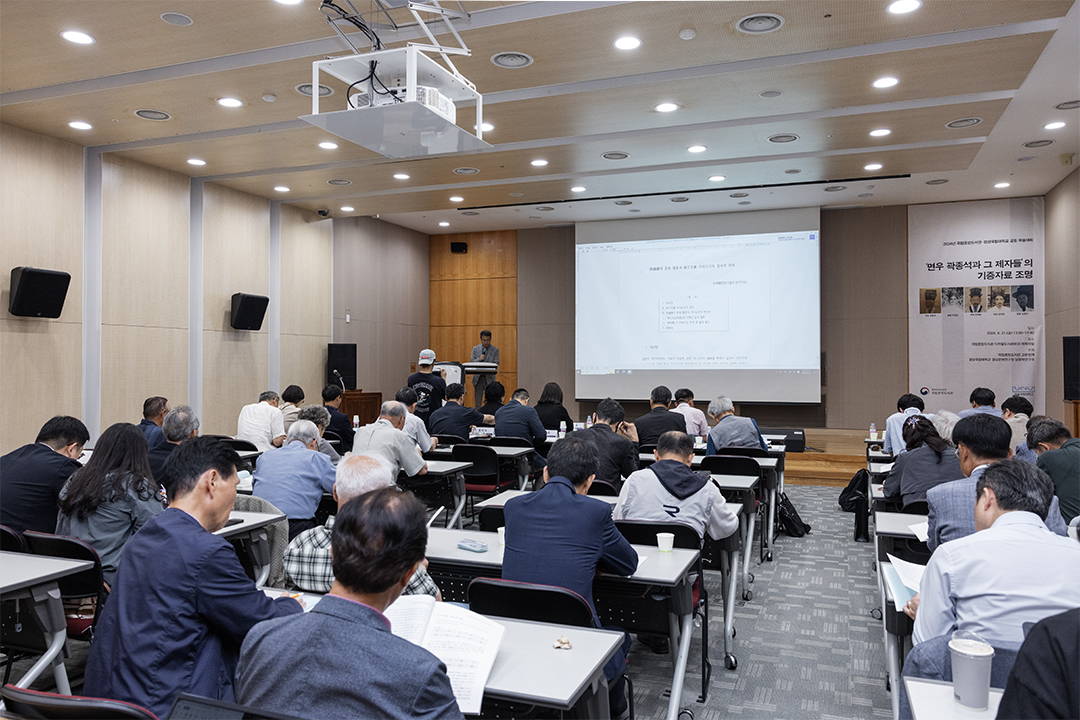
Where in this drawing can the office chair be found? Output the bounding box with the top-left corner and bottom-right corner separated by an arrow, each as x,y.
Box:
477,507 -> 505,533
587,479 -> 619,496
0,525 -> 24,552
1,684 -> 159,720
22,531 -> 106,642
713,446 -> 768,458
221,438 -> 259,452
452,444 -> 516,520
435,434 -> 468,446
699,455 -> 768,569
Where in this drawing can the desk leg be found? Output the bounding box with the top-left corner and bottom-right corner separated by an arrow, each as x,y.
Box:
517,458 -> 530,490
741,510 -> 756,601
664,612 -> 694,720
447,495 -> 466,529
16,583 -> 71,693
574,671 -> 610,719
722,548 -> 738,668
254,564 -> 270,588
877,552 -> 901,720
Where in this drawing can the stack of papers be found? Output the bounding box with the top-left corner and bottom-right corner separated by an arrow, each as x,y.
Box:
882,554 -> 926,611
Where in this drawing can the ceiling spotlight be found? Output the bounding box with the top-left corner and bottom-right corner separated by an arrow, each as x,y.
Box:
217,97 -> 243,107
318,141 -> 338,149
869,128 -> 892,137
679,29 -> 696,40
439,222 -> 450,227
687,145 -> 707,153
341,206 -> 354,212
67,121 -> 93,130
994,182 -> 1010,188
187,158 -> 206,166
262,94 -> 277,103
393,173 -> 410,180
886,0 -> 922,13
274,186 -> 290,192
449,196 -> 464,202
61,30 -> 95,44
275,0 -> 303,4
571,186 -> 587,193
474,122 -> 494,132
864,163 -> 883,171
654,102 -> 679,113
1044,121 -> 1066,130
614,36 -> 641,50
709,175 -> 726,182
872,77 -> 899,88
531,159 -> 549,166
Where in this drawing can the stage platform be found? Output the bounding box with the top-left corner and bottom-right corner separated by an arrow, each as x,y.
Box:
782,428 -> 868,487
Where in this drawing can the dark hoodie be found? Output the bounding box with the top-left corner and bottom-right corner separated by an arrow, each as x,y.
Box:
649,458 -> 708,499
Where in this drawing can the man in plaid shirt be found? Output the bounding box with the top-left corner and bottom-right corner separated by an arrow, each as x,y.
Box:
284,454 -> 441,598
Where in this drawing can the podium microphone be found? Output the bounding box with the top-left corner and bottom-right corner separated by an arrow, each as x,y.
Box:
333,369 -> 345,390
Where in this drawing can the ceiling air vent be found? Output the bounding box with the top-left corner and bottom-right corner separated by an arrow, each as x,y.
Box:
736,14 -> 785,34
490,52 -> 534,69
134,109 -> 171,121
1054,100 -> 1080,110
671,197 -> 689,202
824,186 -> 847,192
926,179 -> 949,185
327,179 -> 351,186
1023,140 -> 1054,148
602,151 -> 629,160
453,167 -> 480,175
295,83 -> 334,97
945,117 -> 982,129
768,133 -> 799,143
614,200 -> 633,206
160,12 -> 193,26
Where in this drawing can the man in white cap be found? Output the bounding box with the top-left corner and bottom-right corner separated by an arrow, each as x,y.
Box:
407,349 -> 446,429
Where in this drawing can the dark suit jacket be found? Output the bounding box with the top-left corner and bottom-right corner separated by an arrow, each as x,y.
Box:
570,424 -> 638,488
236,595 -> 461,720
535,403 -> 575,433
0,443 -> 83,533
139,418 -> 167,451
147,442 -> 177,482
429,402 -> 485,441
494,401 -> 547,450
633,406 -> 687,445
324,404 -> 355,447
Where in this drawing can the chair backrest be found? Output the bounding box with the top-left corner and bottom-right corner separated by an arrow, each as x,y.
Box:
901,500 -> 930,515
436,434 -> 468,446
467,578 -> 595,628
232,495 -> 290,588
0,524 -> 24,552
477,507 -> 505,532
484,436 -> 535,449
614,519 -> 701,549
1,684 -> 159,720
22,532 -> 105,600
699,454 -> 761,478
322,430 -> 342,443
451,444 -> 501,478
587,479 -> 619,496
639,443 -> 657,455
223,438 -> 259,452
715,446 -> 768,458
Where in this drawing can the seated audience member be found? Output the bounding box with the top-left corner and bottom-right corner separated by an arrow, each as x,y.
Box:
1029,418 -> 1079,524
672,388 -> 710,438
284,454 -> 440,599
909,460 -> 1080,646
396,387 -> 436,452
493,387 -> 547,468
534,382 -> 576,434
635,385 -> 688,445
253,420 -> 337,540
321,384 -> 355,447
353,401 -> 428,478
297,404 -> 341,465
1000,394 -> 1033,454
570,397 -> 639,489
407,348 -> 446,429
996,608 -> 1080,720
706,395 -> 767,454
957,386 -> 1002,418
138,396 -> 169,451
478,380 -> 506,417
615,430 -> 738,541
84,437 -> 302,717
431,383 -> 494,441
502,435 -> 637,717
148,405 -> 199,480
237,487 -> 461,720
882,415 -> 961,508
1013,414 -> 1048,466
930,409 -> 961,443
236,391 -> 286,452
0,416 -> 88,533
279,384 -> 305,433
883,394 -> 925,455
926,415 -> 1067,551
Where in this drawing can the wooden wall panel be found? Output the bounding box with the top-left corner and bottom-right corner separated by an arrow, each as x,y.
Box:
0,123 -> 83,453
1044,168 -> 1080,420
430,232 -> 517,281
429,278 -> 517,327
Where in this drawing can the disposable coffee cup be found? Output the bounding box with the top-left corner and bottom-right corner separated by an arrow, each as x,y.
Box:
949,631 -> 994,709
497,527 -> 505,546
657,532 -> 674,553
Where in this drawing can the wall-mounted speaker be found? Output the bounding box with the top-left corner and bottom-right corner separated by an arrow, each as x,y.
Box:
327,343 -> 357,390
230,293 -> 269,330
450,242 -> 468,254
1065,336 -> 1079,401
8,267 -> 71,318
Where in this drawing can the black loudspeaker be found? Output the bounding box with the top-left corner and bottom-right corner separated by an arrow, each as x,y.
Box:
761,428 -> 806,452
327,343 -> 357,390
450,242 -> 468,254
1065,336 -> 1079,401
230,293 -> 269,330
8,267 -> 71,318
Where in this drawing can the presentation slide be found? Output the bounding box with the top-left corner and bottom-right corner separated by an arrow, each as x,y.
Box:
575,210 -> 821,403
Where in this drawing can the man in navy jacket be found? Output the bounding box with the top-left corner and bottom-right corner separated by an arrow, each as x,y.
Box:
84,437 -> 302,717
0,416 -> 88,534
494,387 -> 548,468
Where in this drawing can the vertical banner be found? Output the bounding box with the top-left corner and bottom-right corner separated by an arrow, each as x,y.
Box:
908,198 -> 1045,414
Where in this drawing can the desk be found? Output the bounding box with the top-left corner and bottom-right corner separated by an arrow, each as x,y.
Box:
215,511 -> 284,587
710,474 -> 759,600
475,489 -> 617,509
903,677 -> 1003,720
400,460 -> 472,529
639,453 -> 704,469
0,552 -> 93,693
878,561 -> 911,720
427,445 -> 533,489
425,528 -> 700,720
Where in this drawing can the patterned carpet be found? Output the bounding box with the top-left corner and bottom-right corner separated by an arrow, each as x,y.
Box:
626,484 -> 893,720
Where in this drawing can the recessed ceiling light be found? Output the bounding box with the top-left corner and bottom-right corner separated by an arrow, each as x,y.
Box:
614,200 -> 633,206
654,102 -> 679,113
824,186 -> 847,192
341,206 -> 354,212
393,173 -> 410,180
602,151 -> 629,160
1023,140 -> 1054,148
319,141 -> 338,149
531,159 -> 548,166
1055,100 -> 1080,110
994,182 -> 1010,188
1017,156 -> 1036,162
872,77 -> 899,88
687,145 -> 707,153
461,211 -> 480,216
738,201 -> 752,206
439,221 -> 450,227
262,94 -> 277,103
864,163 -> 883,171
217,97 -> 243,107
886,0 -> 922,14
671,197 -> 689,203
274,186 -> 290,192
61,30 -> 95,44
926,179 -> 949,185
858,193 -> 874,198
571,186 -> 586,193
508,192 -> 524,197
537,207 -> 554,211
67,121 -> 93,130
490,52 -> 534,69
614,36 -> 641,50
679,29 -> 696,40
474,122 -> 494,132
735,13 -> 785,34
449,196 -> 464,202
187,158 -> 206,166
1044,121 -> 1066,130
729,193 -> 749,198
275,0 -> 303,4
160,12 -> 194,26
453,167 -> 480,175
709,175 -> 726,182
768,134 -> 799,143
869,128 -> 892,137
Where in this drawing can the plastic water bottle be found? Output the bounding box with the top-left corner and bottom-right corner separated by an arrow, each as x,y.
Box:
353,415 -> 360,430
585,416 -> 593,429
559,420 -> 567,439
869,422 -> 877,440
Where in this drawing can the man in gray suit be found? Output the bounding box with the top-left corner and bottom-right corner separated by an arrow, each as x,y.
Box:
236,487 -> 462,719
470,330 -> 499,408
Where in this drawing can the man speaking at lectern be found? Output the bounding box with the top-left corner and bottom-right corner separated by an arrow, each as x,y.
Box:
469,330 -> 499,409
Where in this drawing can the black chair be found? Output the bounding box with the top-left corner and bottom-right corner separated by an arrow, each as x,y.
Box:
714,446 -> 768,458
484,436 -> 534,448
1,684 -> 158,720
587,479 -> 619,496
699,455 -> 769,572
452,445 -> 516,519
638,443 -> 657,455
222,438 -> 259,452
477,507 -> 505,533
901,500 -> 929,515
22,531 -> 107,643
322,430 -> 343,452
1,524 -> 24,552
435,434 -> 468,446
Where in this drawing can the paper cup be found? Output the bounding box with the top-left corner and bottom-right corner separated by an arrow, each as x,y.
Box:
657,532 -> 675,553
497,526 -> 505,545
949,632 -> 994,709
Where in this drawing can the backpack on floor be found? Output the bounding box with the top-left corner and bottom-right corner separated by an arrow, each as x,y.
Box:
838,469 -> 869,513
777,492 -> 811,537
